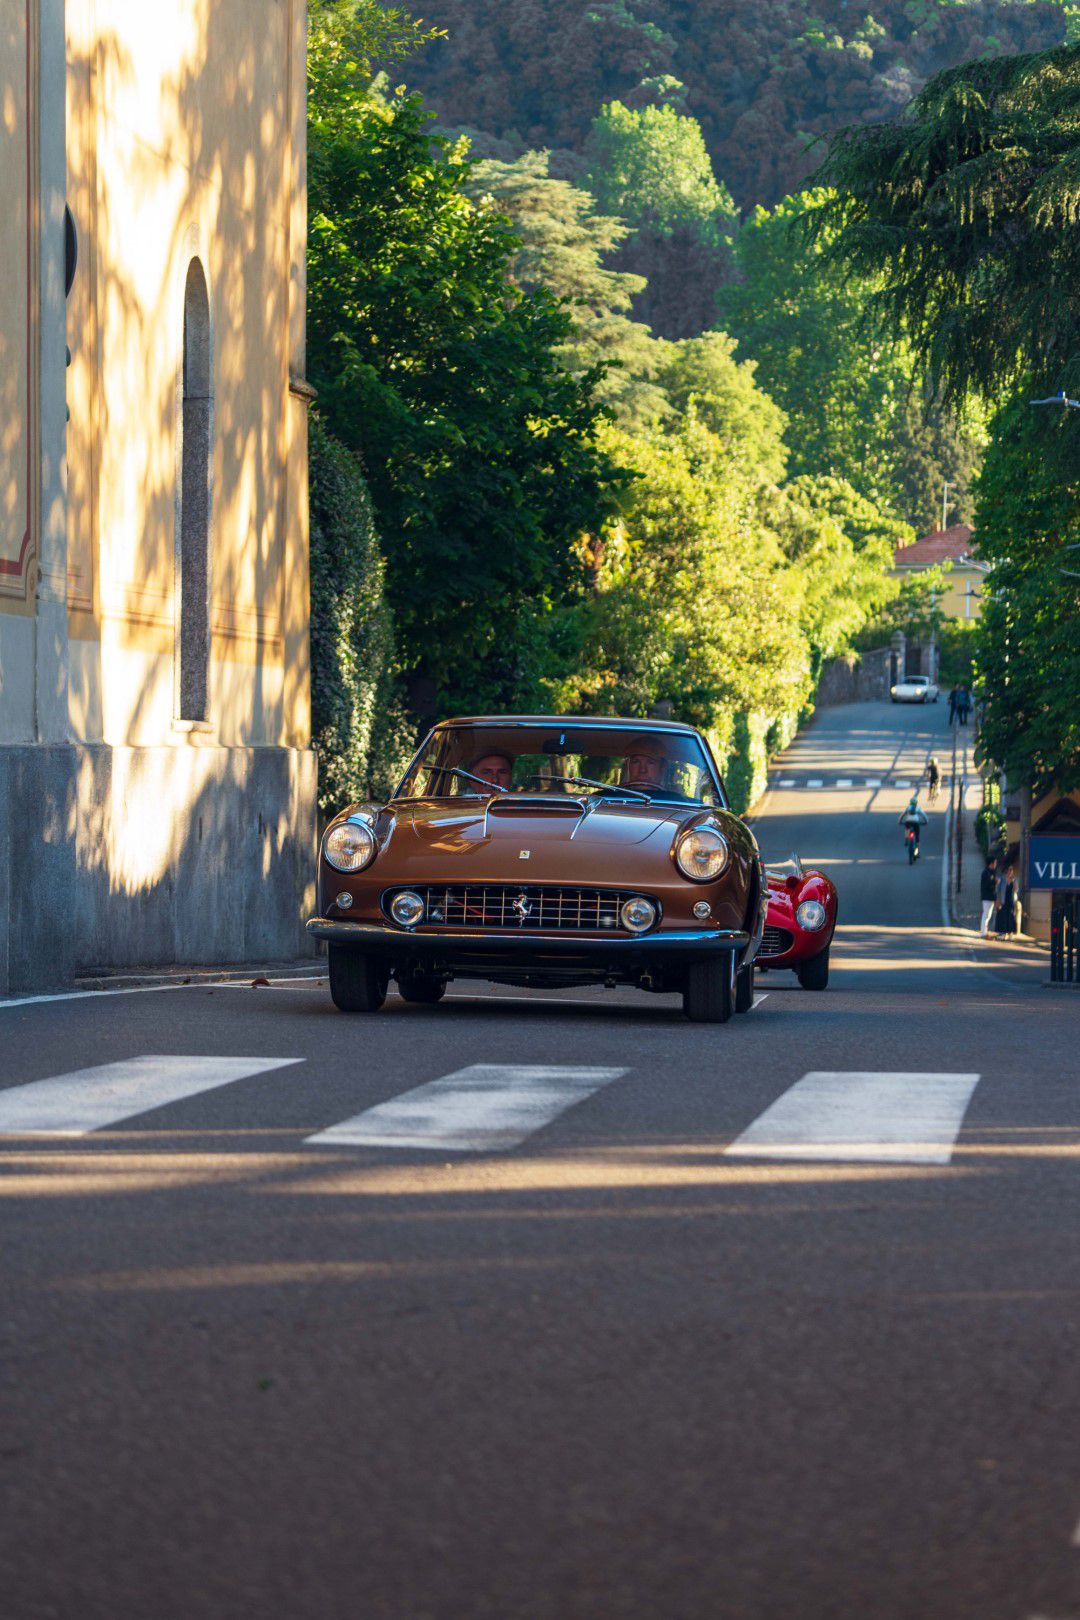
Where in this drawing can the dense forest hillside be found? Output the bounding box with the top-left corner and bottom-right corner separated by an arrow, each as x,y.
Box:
408,0 -> 1067,208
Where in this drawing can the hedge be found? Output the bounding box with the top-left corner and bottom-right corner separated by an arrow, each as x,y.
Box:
309,415 -> 414,811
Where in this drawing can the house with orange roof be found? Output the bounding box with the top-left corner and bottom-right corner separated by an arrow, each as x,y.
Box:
892,523 -> 990,619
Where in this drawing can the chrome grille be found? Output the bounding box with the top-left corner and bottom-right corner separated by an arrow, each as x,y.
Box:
759,924 -> 795,958
383,886 -> 657,933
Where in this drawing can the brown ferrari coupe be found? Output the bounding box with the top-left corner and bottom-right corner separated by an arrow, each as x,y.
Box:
307,717 -> 767,1023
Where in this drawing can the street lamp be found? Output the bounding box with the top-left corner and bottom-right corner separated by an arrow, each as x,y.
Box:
1031,391 -> 1080,409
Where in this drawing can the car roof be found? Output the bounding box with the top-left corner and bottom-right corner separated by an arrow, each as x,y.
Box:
434,715 -> 703,735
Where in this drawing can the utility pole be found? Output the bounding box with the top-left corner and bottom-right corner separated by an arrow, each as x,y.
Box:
941,481 -> 951,532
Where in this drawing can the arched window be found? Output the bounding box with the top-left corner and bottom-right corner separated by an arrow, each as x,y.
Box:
177,258 -> 212,722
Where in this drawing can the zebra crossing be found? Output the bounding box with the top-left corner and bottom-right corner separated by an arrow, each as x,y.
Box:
770,775 -> 937,791
0,1054 -> 984,1165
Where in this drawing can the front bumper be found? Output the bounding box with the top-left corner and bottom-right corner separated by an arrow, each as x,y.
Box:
306,918 -> 749,967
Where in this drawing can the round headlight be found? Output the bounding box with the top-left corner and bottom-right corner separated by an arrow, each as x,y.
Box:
675,825 -> 730,882
324,819 -> 376,873
620,896 -> 657,934
390,890 -> 425,929
796,899 -> 827,932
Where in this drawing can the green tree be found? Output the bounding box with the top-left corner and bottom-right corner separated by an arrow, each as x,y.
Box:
762,475 -> 904,665
972,396 -> 1080,789
584,100 -> 737,337
655,332 -> 788,484
812,41 -> 1080,407
716,191 -> 984,525
585,100 -> 736,248
307,78 -> 624,714
464,149 -> 671,428
811,41 -> 1080,792
550,415 -> 812,738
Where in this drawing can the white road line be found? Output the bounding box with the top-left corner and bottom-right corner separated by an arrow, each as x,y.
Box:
0,979 -> 327,1012
752,993 -> 769,1008
836,778 -> 853,788
777,778 -> 796,787
0,983 -> 216,1012
306,1064 -> 628,1154
894,779 -> 911,789
806,778 -> 824,788
724,1070 -> 981,1165
0,1055 -> 302,1136
866,778 -> 882,787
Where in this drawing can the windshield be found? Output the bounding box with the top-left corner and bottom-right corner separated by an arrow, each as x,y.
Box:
397,724 -> 724,807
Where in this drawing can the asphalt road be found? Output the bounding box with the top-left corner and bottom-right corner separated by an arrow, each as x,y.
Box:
1,700 -> 1077,1620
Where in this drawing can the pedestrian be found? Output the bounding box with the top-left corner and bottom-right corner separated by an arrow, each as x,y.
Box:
979,856 -> 997,937
995,864 -> 1020,937
947,684 -> 959,725
957,684 -> 971,725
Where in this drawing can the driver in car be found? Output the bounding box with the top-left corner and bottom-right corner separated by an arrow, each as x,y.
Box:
621,744 -> 667,790
469,751 -> 514,792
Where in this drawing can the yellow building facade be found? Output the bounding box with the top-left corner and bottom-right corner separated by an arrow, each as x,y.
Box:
1,0 -> 315,991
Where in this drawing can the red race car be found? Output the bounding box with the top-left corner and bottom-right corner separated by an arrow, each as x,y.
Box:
756,855 -> 838,991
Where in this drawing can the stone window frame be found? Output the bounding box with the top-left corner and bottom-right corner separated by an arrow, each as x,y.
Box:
173,254 -> 214,732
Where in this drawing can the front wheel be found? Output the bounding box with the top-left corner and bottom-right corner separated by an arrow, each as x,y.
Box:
328,947 -> 389,1013
796,947 -> 830,992
735,961 -> 755,1014
683,953 -> 735,1023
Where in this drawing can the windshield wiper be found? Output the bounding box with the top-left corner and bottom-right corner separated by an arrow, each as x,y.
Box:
558,775 -> 652,804
448,767 -> 509,794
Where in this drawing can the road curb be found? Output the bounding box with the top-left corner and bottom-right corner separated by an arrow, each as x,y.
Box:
74,962 -> 326,992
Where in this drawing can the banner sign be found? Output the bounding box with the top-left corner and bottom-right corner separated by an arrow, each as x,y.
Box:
1028,835 -> 1080,891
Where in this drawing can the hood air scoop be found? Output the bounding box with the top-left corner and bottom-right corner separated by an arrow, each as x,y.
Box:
486,794 -> 586,818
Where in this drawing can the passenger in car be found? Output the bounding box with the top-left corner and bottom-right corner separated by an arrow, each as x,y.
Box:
469,752 -> 514,791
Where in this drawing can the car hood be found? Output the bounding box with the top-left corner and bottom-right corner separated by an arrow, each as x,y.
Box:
389,796 -> 692,855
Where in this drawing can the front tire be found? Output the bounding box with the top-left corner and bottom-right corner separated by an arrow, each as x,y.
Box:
329,947 -> 389,1013
683,953 -> 735,1023
797,948 -> 830,991
735,961 -> 755,1014
396,971 -> 446,1005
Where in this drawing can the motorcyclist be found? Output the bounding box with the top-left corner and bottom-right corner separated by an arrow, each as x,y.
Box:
899,794 -> 929,862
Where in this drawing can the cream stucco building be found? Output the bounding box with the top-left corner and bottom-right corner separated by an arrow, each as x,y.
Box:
1,0 -> 316,992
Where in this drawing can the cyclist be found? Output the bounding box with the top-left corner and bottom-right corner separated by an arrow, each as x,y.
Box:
899,794 -> 928,863
926,756 -> 941,804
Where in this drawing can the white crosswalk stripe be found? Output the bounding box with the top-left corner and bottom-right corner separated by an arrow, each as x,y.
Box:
306,1064 -> 628,1153
770,776 -> 928,791
0,1055 -> 302,1136
725,1070 -> 981,1165
0,1059 -> 985,1168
